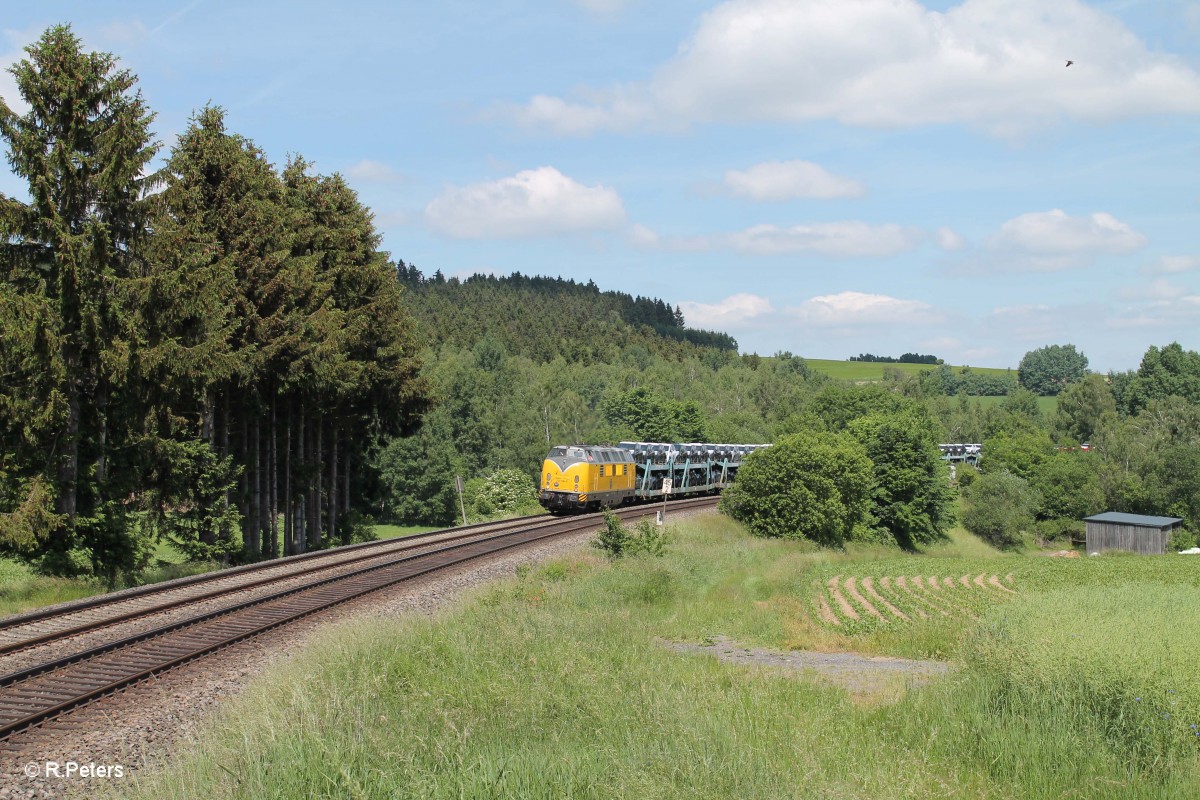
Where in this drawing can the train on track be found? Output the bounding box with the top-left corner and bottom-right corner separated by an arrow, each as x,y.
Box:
538,441 -> 986,514
538,441 -> 771,514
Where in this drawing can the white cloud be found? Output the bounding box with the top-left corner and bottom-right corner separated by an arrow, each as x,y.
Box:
1115,278 -> 1186,302
679,293 -> 773,327
727,222 -> 921,257
627,220 -> 922,257
510,0 -> 1200,137
1109,294 -> 1200,330
950,209 -> 1147,273
425,166 -> 626,239
1142,254 -> 1200,275
789,291 -> 940,326
936,227 -> 965,251
346,159 -> 406,184
724,160 -> 864,201
992,209 -> 1146,255
627,223 -> 660,248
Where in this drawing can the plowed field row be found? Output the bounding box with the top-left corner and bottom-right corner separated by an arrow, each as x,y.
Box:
814,572 -> 1016,628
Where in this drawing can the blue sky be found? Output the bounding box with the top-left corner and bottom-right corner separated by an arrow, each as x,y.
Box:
2,0 -> 1198,371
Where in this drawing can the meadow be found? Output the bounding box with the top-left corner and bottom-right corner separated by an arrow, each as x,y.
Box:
804,358 -> 1014,383
118,514 -> 1200,799
972,393 -> 1059,416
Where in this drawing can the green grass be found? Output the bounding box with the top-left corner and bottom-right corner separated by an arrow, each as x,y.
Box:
972,393 -> 1059,415
119,516 -> 1200,799
0,558 -> 104,618
804,358 -> 1013,383
372,523 -> 443,540
0,538 -> 223,618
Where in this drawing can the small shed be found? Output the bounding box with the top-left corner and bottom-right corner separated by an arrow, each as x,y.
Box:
1083,512 -> 1183,555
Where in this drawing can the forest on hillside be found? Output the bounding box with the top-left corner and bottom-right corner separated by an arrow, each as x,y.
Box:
396,265 -> 738,360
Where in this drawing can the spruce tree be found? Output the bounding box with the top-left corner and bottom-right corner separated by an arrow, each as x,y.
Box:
0,25 -> 159,579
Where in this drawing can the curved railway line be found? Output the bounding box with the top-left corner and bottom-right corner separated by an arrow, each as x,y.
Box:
0,498 -> 716,743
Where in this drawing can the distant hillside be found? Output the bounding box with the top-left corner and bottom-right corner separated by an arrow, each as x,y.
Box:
395,264 -> 737,363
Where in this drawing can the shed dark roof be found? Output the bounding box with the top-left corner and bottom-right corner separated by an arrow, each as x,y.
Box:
1083,512 -> 1183,529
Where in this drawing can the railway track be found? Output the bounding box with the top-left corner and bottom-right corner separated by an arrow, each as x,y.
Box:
0,497 -> 715,742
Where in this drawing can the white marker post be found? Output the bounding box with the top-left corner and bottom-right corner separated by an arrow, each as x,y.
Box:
454,475 -> 467,525
661,477 -> 672,524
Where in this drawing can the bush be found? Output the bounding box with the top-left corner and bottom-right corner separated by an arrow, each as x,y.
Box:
591,510 -> 669,558
1169,526 -> 1197,552
464,468 -> 540,520
592,509 -> 631,557
955,462 -> 978,488
961,471 -> 1041,549
1032,517 -> 1084,545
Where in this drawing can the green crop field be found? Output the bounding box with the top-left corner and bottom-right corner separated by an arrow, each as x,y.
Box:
803,358 -> 1014,383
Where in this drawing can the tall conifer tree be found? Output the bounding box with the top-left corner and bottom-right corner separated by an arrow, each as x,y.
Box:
0,26 -> 158,578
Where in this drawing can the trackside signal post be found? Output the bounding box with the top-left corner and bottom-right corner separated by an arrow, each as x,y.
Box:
660,477 -> 672,524
455,475 -> 467,525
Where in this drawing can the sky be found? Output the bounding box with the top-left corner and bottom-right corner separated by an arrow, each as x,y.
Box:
2,0 -> 1198,371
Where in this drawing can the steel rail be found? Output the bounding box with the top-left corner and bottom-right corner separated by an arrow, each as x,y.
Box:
0,515 -> 536,634
0,498 -> 715,741
0,516 -> 561,658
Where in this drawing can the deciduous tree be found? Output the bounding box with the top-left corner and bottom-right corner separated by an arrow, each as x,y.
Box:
1018,344 -> 1088,396
719,431 -> 873,547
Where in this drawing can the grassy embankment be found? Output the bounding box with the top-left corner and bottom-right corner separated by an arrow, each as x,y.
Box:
120,515 -> 1200,799
0,524 -> 439,619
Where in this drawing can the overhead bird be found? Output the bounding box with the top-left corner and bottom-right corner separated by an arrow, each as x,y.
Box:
1065,60 -> 1074,67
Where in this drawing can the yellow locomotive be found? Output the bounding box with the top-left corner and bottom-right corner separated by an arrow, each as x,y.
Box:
539,440 -> 770,514
538,444 -> 635,513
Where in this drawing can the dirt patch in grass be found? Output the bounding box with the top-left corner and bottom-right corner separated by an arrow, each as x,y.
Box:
662,635 -> 950,706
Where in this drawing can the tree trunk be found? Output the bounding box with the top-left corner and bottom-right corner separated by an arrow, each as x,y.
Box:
328,421 -> 338,548
296,400 -> 306,554
221,393 -> 231,555
269,396 -> 278,559
342,445 -> 351,545
57,383 -> 80,520
251,414 -> 262,560
284,397 -> 292,556
312,413 -> 323,550
95,383 -> 107,487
